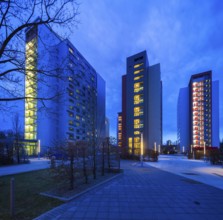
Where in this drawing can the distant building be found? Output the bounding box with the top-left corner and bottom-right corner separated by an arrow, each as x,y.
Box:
24,23 -> 105,155
177,87 -> 189,152
178,71 -> 219,153
118,51 -> 162,156
166,140 -> 172,146
105,117 -> 110,138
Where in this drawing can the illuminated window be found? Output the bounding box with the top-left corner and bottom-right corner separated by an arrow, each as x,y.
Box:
134,107 -> 143,116
68,76 -> 73,81
134,82 -> 143,93
69,112 -> 74,117
134,137 -> 140,143
134,69 -> 144,75
134,95 -> 143,105
134,131 -> 140,135
128,137 -> 132,148
134,119 -> 143,129
76,115 -> 80,120
134,63 -> 144,69
69,47 -> 74,54
25,36 -> 37,143
134,75 -> 143,81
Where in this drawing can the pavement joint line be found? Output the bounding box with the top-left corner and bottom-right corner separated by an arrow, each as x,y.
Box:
40,171 -> 124,202
34,172 -> 123,220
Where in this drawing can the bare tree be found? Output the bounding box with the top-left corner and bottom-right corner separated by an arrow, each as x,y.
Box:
12,112 -> 22,163
49,139 -> 78,190
77,140 -> 90,184
0,0 -> 79,107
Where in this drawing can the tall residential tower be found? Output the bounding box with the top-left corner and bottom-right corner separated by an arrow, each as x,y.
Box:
118,51 -> 162,156
24,23 -> 106,155
177,71 -> 219,152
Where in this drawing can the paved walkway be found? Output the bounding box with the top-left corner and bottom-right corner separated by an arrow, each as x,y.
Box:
146,155 -> 223,190
0,158 -> 50,176
35,160 -> 223,220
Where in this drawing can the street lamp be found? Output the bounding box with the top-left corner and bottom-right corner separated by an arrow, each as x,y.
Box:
154,142 -> 156,152
204,141 -> 206,158
140,133 -> 143,166
38,139 -> 41,160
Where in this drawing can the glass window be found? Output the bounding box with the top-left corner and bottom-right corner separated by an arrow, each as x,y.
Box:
134,69 -> 144,75
134,95 -> 143,105
128,137 -> 132,148
134,63 -> 144,69
134,75 -> 143,81
134,82 -> 143,93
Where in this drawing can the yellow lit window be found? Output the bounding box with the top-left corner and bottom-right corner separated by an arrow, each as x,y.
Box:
134,107 -> 143,116
134,95 -> 143,105
128,137 -> 132,148
134,63 -> 144,69
134,69 -> 144,75
134,131 -> 140,135
134,75 -> 143,81
134,143 -> 140,149
134,137 -> 140,143
134,82 -> 143,93
134,119 -> 143,129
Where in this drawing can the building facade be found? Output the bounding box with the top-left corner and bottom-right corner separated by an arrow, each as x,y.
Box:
118,51 -> 162,156
117,112 -> 122,148
105,117 -> 110,138
177,71 -> 219,152
24,23 -> 106,155
177,87 -> 189,152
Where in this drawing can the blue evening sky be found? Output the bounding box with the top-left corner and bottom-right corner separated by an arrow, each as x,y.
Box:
71,0 -> 223,143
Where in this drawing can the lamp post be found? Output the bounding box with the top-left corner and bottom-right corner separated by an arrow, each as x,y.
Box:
154,142 -> 156,152
38,140 -> 41,160
140,133 -> 143,166
204,141 -> 206,158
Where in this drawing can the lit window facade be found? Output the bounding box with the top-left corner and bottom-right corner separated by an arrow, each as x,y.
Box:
24,26 -> 38,155
190,72 -> 212,149
118,51 -> 162,156
23,24 -> 105,155
134,69 -> 144,75
134,63 -> 144,69
117,113 -> 122,147
134,82 -> 143,93
25,30 -> 37,139
128,137 -> 132,154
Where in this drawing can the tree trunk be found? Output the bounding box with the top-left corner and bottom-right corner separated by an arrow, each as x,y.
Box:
102,141 -> 105,176
70,155 -> 74,190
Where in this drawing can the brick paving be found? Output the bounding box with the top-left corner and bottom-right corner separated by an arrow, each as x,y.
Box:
35,160 -> 223,220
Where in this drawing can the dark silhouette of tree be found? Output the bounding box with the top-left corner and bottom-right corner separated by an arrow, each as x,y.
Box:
0,0 -> 79,107
77,140 -> 90,184
12,112 -> 22,163
49,140 -> 78,190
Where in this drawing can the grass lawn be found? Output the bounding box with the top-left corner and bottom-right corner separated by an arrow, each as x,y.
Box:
0,167 -> 121,220
0,169 -> 64,220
